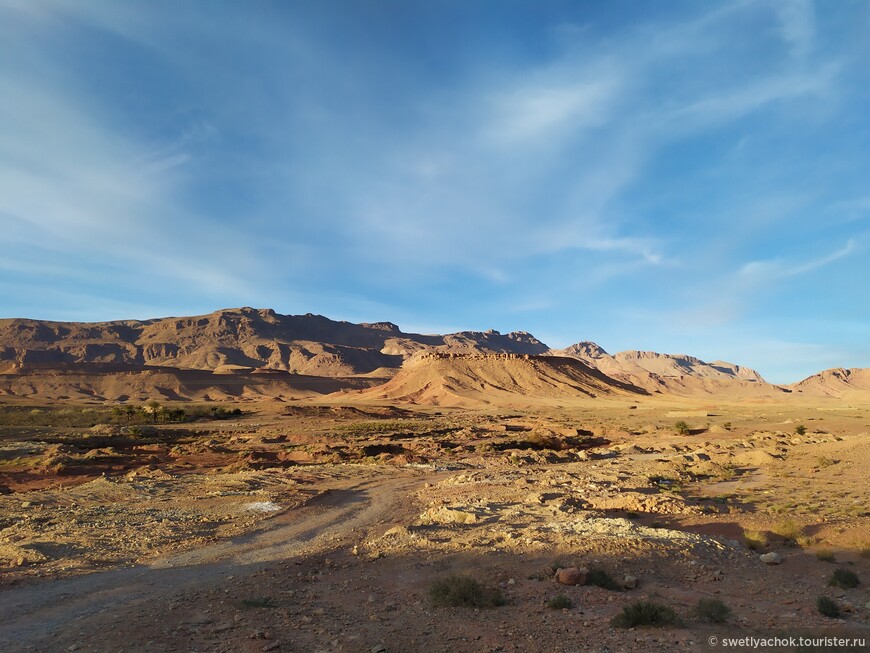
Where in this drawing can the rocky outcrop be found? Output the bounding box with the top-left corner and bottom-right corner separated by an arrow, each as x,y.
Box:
0,308 -> 548,376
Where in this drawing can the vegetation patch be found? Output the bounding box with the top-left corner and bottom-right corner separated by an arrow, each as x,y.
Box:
816,596 -> 840,618
240,596 -> 277,608
547,594 -> 573,610
773,519 -> 802,546
587,567 -> 622,591
694,598 -> 731,623
829,568 -> 859,589
429,574 -> 505,608
611,601 -> 679,628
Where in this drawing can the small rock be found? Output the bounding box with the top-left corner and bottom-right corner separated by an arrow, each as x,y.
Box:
623,574 -> 637,589
261,643 -> 280,652
760,552 -> 783,565
371,646 -> 387,653
556,567 -> 589,586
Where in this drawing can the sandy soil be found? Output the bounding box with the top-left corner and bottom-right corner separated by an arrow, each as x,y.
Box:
0,397 -> 868,652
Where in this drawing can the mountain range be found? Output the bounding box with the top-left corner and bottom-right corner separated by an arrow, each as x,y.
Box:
0,307 -> 862,403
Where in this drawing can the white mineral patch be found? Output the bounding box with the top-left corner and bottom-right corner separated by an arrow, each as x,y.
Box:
242,501 -> 281,513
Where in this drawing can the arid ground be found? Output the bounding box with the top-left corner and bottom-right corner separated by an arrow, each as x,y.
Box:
1,393 -> 868,653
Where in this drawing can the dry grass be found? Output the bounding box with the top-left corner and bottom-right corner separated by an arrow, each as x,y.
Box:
429,575 -> 505,608
744,530 -> 769,551
612,601 -> 679,628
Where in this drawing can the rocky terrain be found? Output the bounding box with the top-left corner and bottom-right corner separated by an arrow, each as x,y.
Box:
0,309 -> 869,652
1,398 -> 869,652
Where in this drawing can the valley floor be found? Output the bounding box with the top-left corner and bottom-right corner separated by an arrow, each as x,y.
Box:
1,397 -> 869,652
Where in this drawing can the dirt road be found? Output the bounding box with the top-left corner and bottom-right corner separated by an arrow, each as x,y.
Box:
0,472 -> 430,652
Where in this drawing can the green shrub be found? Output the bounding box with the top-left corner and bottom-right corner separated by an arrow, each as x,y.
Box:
816,596 -> 840,618
795,424 -> 807,436
694,598 -> 731,623
547,594 -> 572,610
240,596 -> 276,608
611,601 -> 679,628
429,575 -> 505,608
674,421 -> 690,435
829,568 -> 859,589
587,567 -> 621,591
211,406 -> 243,419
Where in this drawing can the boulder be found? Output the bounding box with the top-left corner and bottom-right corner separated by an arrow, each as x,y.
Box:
760,552 -> 783,565
556,566 -> 589,586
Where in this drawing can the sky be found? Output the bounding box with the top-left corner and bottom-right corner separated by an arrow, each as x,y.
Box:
1,0 -> 869,383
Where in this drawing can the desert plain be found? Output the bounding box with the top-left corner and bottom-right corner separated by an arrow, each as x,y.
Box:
0,308 -> 868,653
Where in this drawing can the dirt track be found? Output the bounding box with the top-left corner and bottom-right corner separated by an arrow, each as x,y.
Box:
0,472 -> 430,652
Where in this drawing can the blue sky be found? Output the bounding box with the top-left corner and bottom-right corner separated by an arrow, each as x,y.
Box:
1,1 -> 869,382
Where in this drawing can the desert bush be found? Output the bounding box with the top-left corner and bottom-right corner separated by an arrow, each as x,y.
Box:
744,530 -> 768,551
526,431 -> 565,450
774,519 -> 802,546
829,568 -> 859,589
816,596 -> 840,618
210,406 -> 243,419
795,424 -> 807,436
815,550 -> 835,562
694,598 -> 731,623
429,575 -> 505,608
240,596 -> 276,608
547,594 -> 572,610
674,421 -> 690,435
611,601 -> 679,628
587,567 -> 621,591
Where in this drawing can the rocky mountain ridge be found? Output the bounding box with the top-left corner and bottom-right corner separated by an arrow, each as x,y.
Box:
0,308 -> 865,400
0,307 -> 548,377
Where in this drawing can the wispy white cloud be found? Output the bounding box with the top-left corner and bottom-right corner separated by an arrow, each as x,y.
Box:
774,0 -> 816,59
0,39 -> 266,305
670,64 -> 837,128
483,73 -> 620,146
738,238 -> 857,281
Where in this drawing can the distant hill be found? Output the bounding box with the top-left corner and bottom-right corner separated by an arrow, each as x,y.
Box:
346,352 -> 647,407
556,342 -> 778,396
789,368 -> 870,399
0,363 -> 380,403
